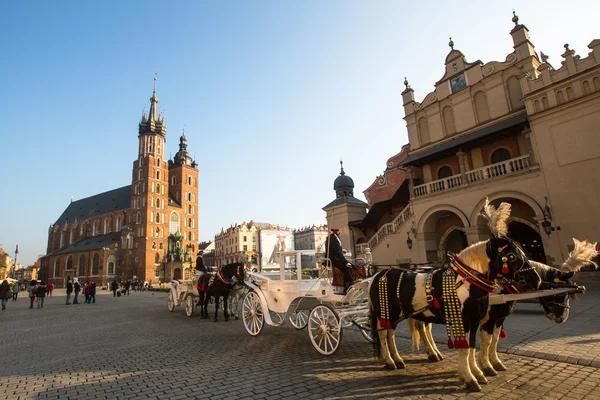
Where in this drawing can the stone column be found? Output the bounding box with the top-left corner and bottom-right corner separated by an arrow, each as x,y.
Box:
521,129 -> 537,166
408,167 -> 415,200
463,226 -> 490,245
456,150 -> 468,185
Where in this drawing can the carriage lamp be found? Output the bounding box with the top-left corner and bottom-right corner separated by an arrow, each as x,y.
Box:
406,232 -> 413,250
541,217 -> 552,237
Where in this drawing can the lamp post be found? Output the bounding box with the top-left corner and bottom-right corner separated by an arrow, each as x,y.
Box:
11,244 -> 19,279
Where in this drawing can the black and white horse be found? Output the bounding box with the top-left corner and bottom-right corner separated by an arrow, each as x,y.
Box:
221,280 -> 248,320
197,262 -> 245,321
368,201 -> 542,392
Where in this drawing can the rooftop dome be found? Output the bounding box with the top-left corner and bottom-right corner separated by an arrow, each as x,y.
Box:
334,160 -> 354,198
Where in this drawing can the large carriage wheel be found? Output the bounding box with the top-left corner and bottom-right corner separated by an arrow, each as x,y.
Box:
242,291 -> 264,336
167,292 -> 175,312
308,305 -> 342,355
289,310 -> 308,330
185,295 -> 195,317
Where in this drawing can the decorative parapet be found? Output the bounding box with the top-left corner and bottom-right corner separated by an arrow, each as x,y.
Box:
366,203 -> 413,251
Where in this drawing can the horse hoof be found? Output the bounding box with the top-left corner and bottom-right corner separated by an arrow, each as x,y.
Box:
384,363 -> 397,370
492,363 -> 507,372
428,354 -> 441,362
465,381 -> 482,392
483,367 -> 498,377
476,375 -> 489,384
394,361 -> 406,369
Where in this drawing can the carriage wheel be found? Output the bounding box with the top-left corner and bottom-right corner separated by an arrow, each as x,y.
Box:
289,310 -> 308,330
359,320 -> 376,343
167,292 -> 175,312
242,291 -> 264,336
308,305 -> 342,355
185,296 -> 194,317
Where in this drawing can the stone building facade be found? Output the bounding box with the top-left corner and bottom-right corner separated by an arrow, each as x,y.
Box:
41,80 -> 199,286
293,225 -> 328,252
350,14 -> 599,268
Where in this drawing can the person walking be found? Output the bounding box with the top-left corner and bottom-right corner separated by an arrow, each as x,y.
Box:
11,282 -> 19,301
125,281 -> 130,296
84,281 -> 91,303
0,280 -> 11,310
47,282 -> 53,297
73,279 -> 81,304
89,281 -> 96,304
36,281 -> 47,308
66,279 -> 73,305
27,280 -> 38,309
111,280 -> 118,297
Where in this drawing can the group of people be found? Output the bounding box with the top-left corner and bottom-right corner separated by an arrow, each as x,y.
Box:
66,279 -> 96,304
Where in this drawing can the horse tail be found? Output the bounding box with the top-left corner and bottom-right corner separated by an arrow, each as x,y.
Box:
407,318 -> 421,353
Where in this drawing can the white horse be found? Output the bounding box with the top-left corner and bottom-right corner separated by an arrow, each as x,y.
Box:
221,281 -> 248,320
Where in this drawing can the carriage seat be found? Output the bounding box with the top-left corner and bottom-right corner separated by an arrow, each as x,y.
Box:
331,265 -> 367,286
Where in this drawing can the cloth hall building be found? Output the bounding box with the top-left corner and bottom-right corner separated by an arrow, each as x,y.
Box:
40,81 -> 200,286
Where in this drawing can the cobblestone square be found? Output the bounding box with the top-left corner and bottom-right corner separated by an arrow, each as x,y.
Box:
1,283 -> 599,399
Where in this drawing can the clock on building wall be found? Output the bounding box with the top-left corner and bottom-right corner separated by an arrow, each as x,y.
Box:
450,72 -> 467,93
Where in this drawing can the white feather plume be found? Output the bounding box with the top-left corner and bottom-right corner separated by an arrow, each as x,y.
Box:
560,239 -> 598,272
480,198 -> 511,238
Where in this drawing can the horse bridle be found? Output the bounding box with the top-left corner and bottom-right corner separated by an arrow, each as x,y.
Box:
491,238 -> 540,288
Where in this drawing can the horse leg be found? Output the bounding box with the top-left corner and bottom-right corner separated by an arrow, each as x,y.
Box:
425,322 -> 444,361
413,321 -> 442,362
387,329 -> 406,369
490,324 -> 507,372
224,294 -> 230,321
478,320 -> 498,377
377,320 -> 397,370
457,346 -> 481,392
214,296 -> 220,322
202,294 -> 209,319
468,328 -> 488,385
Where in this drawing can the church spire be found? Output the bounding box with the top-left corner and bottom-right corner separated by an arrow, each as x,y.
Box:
149,76 -> 158,121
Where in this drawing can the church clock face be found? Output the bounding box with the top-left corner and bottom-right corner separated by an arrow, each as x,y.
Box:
450,72 -> 467,93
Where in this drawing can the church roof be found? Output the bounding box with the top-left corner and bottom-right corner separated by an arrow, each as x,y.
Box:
49,232 -> 121,256
54,185 -> 131,225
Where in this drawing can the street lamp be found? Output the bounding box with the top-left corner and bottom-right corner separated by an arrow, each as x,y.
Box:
406,232 -> 413,250
11,244 -> 19,279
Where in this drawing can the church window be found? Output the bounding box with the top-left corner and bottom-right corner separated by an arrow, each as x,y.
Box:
437,166 -> 454,180
188,205 -> 192,214
170,212 -> 180,234
188,176 -> 192,185
534,100 -> 540,112
474,92 -> 489,122
138,169 -> 143,181
104,218 -> 111,234
92,254 -> 99,275
148,136 -> 154,153
157,158 -> 161,167
80,222 -> 85,236
78,255 -> 85,276
54,259 -> 60,278
116,216 -> 121,231
542,97 -> 549,109
155,253 -> 160,264
152,242 -> 157,250
159,242 -> 163,250
93,221 -> 98,236
156,183 -> 160,193
59,231 -> 64,248
442,106 -> 456,135
566,87 -> 574,101
136,212 -> 141,224
491,148 -> 512,164
155,212 -> 160,223
418,117 -> 430,146
66,256 -> 73,270
187,192 -> 192,201
557,90 -> 565,105
172,176 -> 176,185
594,77 -> 600,91
189,218 -> 192,228
156,170 -> 160,180
583,81 -> 592,95
107,262 -> 115,275
69,228 -> 74,244
155,228 -> 160,237
507,76 -> 523,110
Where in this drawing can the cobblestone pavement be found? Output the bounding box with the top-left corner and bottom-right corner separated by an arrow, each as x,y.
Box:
0,282 -> 599,400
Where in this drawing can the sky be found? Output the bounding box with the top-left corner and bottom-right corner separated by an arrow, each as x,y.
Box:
1,0 -> 599,266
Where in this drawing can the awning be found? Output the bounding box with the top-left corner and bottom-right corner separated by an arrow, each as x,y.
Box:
400,112 -> 528,167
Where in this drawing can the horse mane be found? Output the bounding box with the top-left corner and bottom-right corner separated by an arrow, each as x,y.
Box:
480,198 -> 511,238
457,240 -> 490,275
560,239 -> 598,272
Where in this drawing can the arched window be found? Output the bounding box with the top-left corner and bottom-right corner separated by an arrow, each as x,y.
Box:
491,148 -> 512,164
170,212 -> 180,234
69,228 -> 74,244
116,216 -> 121,231
156,183 -> 160,194
474,92 -> 489,122
437,166 -> 453,180
93,221 -> 98,236
157,158 -> 161,167
507,76 -> 523,110
534,99 -> 540,112
417,117 -> 430,145
442,106 -> 456,135
172,176 -> 176,185
188,232 -> 193,241
188,205 -> 193,214
136,212 -> 141,224
78,255 -> 85,276
594,77 -> 600,92
155,253 -> 160,264
541,97 -> 549,109
54,259 -> 60,278
187,192 -> 192,201
557,90 -> 565,105
152,242 -> 157,250
138,169 -> 143,180
188,176 -> 192,185
155,228 -> 160,237
92,254 -> 100,275
148,136 -> 154,153
104,218 -> 110,234
107,262 -> 115,275
155,212 -> 160,223
159,242 -> 164,250
566,87 -> 574,101
66,256 -> 73,270
189,218 -> 192,228
80,222 -> 85,236
583,81 -> 592,95
156,170 -> 160,180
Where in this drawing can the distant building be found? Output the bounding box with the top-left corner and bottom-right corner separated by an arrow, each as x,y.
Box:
293,225 -> 328,252
40,80 -> 200,286
214,221 -> 270,269
0,249 -> 12,280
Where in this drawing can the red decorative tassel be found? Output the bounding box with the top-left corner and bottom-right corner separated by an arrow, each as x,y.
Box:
502,263 -> 509,275
500,328 -> 507,338
433,298 -> 441,309
463,339 -> 470,348
447,338 -> 454,349
380,319 -> 392,329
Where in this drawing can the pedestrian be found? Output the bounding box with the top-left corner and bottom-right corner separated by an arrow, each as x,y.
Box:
47,282 -> 53,297
0,280 -> 11,310
84,281 -> 91,303
27,280 -> 38,309
73,278 -> 80,304
111,280 -> 118,297
11,282 -> 19,301
125,281 -> 130,296
66,279 -> 73,305
89,281 -> 96,304
36,281 -> 47,308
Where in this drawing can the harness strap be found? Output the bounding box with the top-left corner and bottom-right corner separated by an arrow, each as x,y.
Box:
449,254 -> 497,293
217,270 -> 231,285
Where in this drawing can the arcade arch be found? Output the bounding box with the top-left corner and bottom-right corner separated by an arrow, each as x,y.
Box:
418,205 -> 469,262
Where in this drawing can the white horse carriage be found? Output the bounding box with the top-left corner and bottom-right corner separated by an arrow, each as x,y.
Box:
241,250 -> 374,355
167,272 -> 204,317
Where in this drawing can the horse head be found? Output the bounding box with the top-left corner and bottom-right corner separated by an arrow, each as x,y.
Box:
487,237 -> 542,290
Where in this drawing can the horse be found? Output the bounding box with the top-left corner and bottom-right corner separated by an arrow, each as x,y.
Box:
222,280 -> 248,320
368,200 -> 543,392
407,238 -> 598,381
197,262 -> 245,322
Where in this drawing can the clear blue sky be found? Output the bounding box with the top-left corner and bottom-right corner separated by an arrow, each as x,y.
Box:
1,0 -> 598,266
